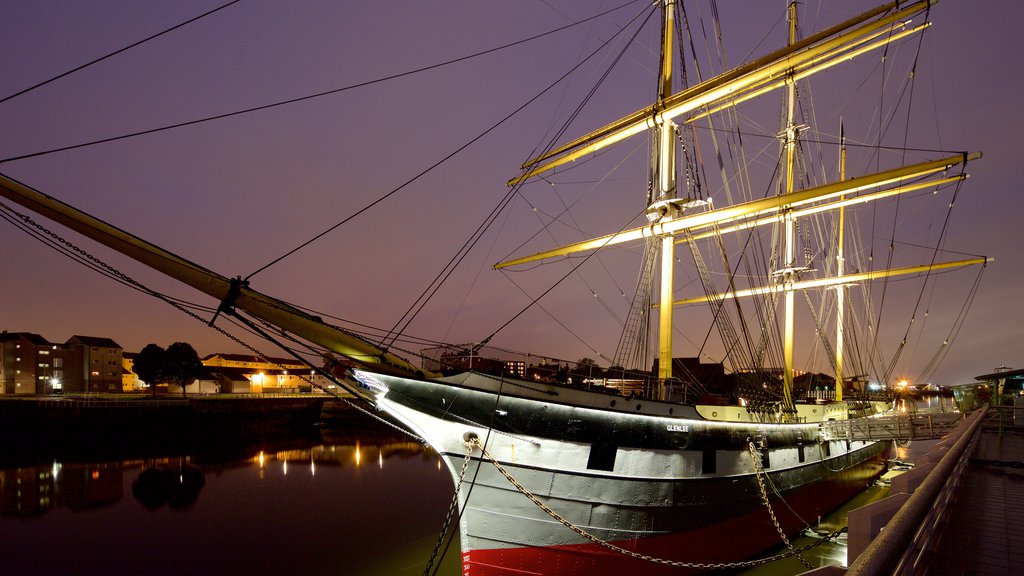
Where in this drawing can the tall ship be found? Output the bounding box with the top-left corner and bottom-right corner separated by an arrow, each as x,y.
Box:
0,0 -> 989,573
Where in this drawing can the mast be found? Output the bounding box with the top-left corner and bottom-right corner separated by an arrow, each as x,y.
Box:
654,0 -> 677,397
835,123 -> 847,401
779,1 -> 800,413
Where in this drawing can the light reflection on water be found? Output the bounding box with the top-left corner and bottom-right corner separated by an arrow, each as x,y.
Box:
0,434 -> 461,576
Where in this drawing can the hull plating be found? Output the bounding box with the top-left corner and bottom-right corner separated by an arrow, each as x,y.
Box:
357,370 -> 889,575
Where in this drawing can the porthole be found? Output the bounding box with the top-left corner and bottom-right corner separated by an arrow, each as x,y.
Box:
712,411 -> 718,417
636,405 -> 642,411
610,400 -> 617,407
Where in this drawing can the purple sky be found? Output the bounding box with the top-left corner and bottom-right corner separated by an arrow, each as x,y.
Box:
2,1 -> 1021,386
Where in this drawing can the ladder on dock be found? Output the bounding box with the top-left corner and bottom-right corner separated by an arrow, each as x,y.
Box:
820,412 -> 966,441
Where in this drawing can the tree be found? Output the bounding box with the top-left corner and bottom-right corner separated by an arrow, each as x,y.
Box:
133,344 -> 166,397
571,357 -> 601,383
164,342 -> 203,398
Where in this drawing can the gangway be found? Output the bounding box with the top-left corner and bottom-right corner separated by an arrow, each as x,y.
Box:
820,411 -> 966,441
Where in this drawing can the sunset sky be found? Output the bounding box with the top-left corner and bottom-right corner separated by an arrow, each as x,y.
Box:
2,0 -> 1021,386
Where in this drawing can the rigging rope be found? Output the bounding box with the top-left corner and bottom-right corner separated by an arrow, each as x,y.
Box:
0,1 -> 645,165
0,0 -> 242,105
379,3 -> 659,352
0,197 -> 454,441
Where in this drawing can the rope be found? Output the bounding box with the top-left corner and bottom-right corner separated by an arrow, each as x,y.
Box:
0,0 -> 242,105
1,1 -> 646,165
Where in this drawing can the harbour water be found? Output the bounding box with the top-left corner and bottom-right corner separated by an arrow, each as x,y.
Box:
1,395 -> 953,575
0,422 -> 461,576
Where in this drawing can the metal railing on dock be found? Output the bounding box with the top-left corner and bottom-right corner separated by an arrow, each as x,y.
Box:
33,396 -> 188,408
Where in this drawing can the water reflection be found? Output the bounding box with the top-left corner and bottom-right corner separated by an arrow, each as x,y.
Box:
132,463 -> 205,511
1,461 -> 124,518
0,424 -> 460,576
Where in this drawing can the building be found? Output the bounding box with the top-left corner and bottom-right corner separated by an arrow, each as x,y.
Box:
62,336 -> 123,394
505,360 -> 526,378
0,332 -> 67,394
121,352 -> 142,392
203,353 -> 307,371
201,353 -> 329,393
0,332 -> 125,395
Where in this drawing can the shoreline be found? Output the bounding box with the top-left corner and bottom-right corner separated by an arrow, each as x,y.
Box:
0,395 -> 387,468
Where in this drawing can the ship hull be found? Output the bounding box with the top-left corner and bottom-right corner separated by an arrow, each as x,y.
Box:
355,370 -> 888,575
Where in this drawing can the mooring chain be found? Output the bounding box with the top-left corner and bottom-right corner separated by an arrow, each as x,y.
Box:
747,439 -> 814,570
421,443 -> 476,576
468,438 -> 844,570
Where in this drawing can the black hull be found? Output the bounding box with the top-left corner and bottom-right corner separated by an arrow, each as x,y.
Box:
354,370 -> 889,574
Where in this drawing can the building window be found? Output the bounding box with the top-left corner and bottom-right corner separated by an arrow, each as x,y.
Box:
91,371 -> 100,376
54,358 -> 62,368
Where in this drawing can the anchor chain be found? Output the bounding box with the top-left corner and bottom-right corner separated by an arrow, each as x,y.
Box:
421,441 -> 477,576
747,439 -> 814,570
469,438 -> 844,570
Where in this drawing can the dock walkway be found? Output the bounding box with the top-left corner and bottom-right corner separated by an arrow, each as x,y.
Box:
840,407 -> 1024,576
924,425 -> 1024,575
